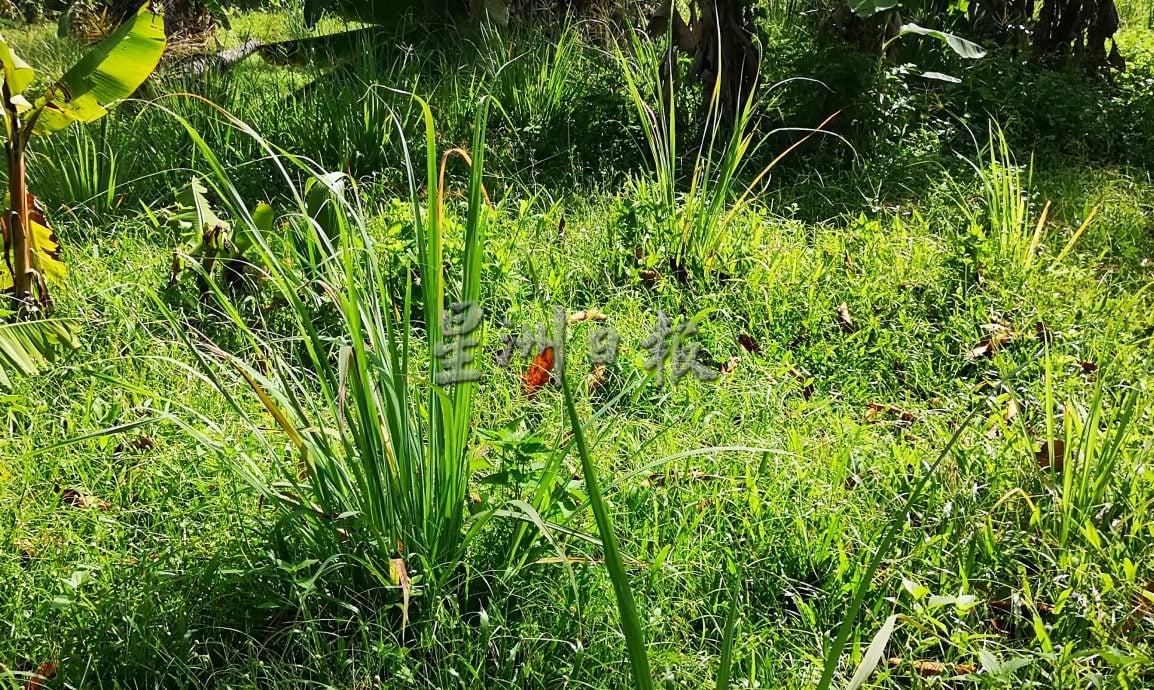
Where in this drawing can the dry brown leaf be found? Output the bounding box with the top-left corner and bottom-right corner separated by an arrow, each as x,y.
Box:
865,403 -> 918,424
58,487 -> 109,511
1121,582 -> 1154,635
967,325 -> 1014,360
113,435 -> 155,455
737,333 -> 761,354
836,302 -> 855,333
1035,439 -> 1066,472
16,538 -> 37,564
886,658 -> 976,676
389,557 -> 411,629
789,367 -> 814,400
968,323 -> 1015,358
1080,360 -> 1098,376
16,533 -> 63,566
21,662 -> 57,690
1004,397 -> 1019,422
967,341 -> 996,360
586,363 -> 609,393
567,308 -> 608,325
638,269 -> 659,285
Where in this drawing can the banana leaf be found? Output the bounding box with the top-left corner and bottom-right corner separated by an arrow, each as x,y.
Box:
0,318 -> 79,388
35,4 -> 166,135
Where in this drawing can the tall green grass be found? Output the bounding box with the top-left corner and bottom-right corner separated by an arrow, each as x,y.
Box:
952,123 -> 1098,280
616,26 -> 836,279
155,94 -> 495,598
27,122 -> 129,222
1030,355 -> 1146,552
479,21 -> 584,135
561,363 -> 978,689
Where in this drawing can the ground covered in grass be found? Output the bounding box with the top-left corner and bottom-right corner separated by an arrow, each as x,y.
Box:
2,6 -> 1154,690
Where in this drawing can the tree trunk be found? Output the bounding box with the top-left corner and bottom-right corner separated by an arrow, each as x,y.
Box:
3,84 -> 32,315
1033,0 -> 1124,69
650,0 -> 760,128
691,0 -> 759,127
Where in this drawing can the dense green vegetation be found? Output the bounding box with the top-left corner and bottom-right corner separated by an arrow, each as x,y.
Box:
2,1 -> 1153,688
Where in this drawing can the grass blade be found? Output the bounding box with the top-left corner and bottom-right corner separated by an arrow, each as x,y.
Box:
561,374 -> 654,690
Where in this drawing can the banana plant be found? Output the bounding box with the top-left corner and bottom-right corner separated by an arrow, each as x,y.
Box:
166,177 -> 269,294
1,2 -> 165,316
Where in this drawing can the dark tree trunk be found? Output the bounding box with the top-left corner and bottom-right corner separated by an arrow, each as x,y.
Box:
649,0 -> 760,128
692,0 -> 759,126
1034,0 -> 1124,69
835,5 -> 902,60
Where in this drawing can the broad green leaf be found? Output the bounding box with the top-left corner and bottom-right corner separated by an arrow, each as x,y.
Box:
0,34 -> 34,97
305,171 -> 347,241
182,177 -> 227,235
0,318 -> 80,389
919,70 -> 962,83
9,93 -> 32,113
898,22 -> 987,59
27,216 -> 67,286
238,201 -> 275,255
845,614 -> 898,690
35,4 -> 165,135
28,194 -> 67,286
848,0 -> 899,17
169,177 -> 229,283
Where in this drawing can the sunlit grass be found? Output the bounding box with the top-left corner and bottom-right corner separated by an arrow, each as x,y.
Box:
2,6 -> 1154,690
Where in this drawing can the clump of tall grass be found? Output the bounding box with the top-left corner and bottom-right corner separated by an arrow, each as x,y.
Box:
954,123 -> 1097,278
27,122 -> 133,222
1008,355 -> 1148,552
156,95 -> 496,601
477,20 -> 584,135
615,26 -> 835,280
